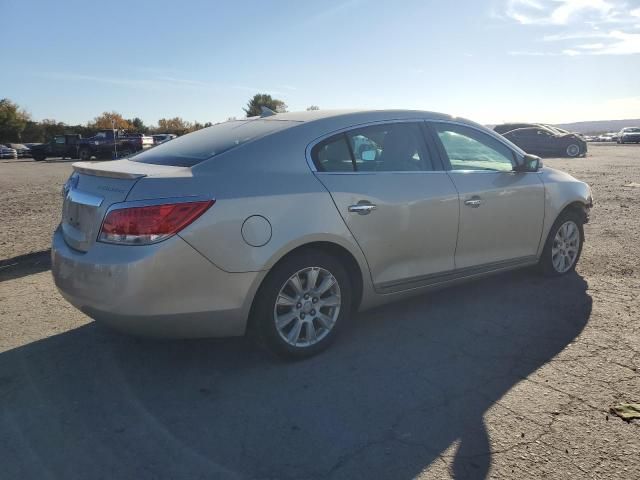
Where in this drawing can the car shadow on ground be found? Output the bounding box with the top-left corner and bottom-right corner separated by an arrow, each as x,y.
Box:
0,269 -> 591,480
0,250 -> 51,282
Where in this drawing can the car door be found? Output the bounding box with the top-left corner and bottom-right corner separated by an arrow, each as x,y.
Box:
531,128 -> 557,156
51,135 -> 66,156
311,121 -> 459,292
504,128 -> 537,155
429,122 -> 545,270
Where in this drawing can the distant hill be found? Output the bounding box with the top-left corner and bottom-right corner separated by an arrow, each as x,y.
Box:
487,119 -> 640,135
554,119 -> 640,135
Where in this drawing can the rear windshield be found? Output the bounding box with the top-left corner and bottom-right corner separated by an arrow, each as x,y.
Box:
131,119 -> 296,167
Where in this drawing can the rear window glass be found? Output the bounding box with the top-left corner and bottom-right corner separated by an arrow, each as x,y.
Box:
131,119 -> 295,167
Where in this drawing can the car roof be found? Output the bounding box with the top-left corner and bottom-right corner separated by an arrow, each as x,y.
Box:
263,109 -> 456,123
253,109 -> 494,138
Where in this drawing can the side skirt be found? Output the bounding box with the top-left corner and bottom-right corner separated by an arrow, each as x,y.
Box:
375,256 -> 539,294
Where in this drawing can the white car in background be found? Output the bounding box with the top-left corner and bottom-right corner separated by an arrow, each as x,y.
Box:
0,145 -> 18,159
152,134 -> 177,145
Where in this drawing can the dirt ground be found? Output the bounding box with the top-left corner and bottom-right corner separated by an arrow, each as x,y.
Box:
0,144 -> 638,479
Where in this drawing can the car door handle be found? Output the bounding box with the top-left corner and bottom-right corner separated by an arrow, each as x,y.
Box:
348,203 -> 377,215
464,199 -> 482,208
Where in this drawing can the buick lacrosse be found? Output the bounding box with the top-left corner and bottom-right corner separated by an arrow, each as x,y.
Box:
52,110 -> 592,357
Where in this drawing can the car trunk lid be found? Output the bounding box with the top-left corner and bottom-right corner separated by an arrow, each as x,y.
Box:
61,160 -> 191,251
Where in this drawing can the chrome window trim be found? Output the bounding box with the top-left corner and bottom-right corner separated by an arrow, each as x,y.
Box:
305,118 -> 437,174
314,171 -> 450,176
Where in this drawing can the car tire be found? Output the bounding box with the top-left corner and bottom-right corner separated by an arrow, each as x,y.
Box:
78,148 -> 92,161
251,249 -> 352,359
566,144 -> 581,157
32,153 -> 45,161
538,210 -> 584,277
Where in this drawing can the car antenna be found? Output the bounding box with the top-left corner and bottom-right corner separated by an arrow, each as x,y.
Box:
260,106 -> 277,117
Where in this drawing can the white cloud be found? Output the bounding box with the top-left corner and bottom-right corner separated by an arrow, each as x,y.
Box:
506,0 -> 615,25
551,30 -> 640,54
502,0 -> 640,55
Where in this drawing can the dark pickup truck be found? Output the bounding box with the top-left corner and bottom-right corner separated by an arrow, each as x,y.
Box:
30,134 -> 82,161
77,129 -> 154,160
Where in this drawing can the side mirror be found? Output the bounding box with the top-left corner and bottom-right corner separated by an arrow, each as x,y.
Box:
514,154 -> 542,172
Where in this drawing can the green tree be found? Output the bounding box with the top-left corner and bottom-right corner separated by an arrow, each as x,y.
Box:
243,93 -> 287,117
21,121 -> 46,143
89,112 -> 133,130
40,119 -> 66,139
127,117 -> 148,133
0,98 -> 31,142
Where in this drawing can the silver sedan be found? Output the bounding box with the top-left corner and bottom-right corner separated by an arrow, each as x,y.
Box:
52,110 -> 592,358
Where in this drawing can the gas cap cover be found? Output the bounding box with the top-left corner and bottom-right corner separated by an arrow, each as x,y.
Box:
241,215 -> 272,247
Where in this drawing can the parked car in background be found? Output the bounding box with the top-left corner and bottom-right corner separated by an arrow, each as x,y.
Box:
4,143 -> 31,158
77,130 -> 153,161
494,123 -> 581,138
596,133 -> 618,142
126,133 -> 155,150
52,109 -> 592,358
30,134 -> 82,161
493,123 -> 538,135
617,127 -> 640,144
152,133 -> 177,145
502,125 -> 587,157
0,145 -> 18,159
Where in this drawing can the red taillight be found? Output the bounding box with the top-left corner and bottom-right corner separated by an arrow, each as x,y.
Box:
98,200 -> 214,245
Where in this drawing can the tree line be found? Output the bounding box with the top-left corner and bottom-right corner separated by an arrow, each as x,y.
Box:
1,94 -> 318,144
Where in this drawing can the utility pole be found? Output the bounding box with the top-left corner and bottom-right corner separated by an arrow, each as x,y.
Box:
112,118 -> 117,159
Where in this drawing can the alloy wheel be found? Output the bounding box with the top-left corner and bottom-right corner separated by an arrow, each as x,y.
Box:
566,144 -> 580,157
552,221 -> 580,273
273,267 -> 341,348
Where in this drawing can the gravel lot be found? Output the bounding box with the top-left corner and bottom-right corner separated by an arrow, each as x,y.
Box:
1,144 -> 638,479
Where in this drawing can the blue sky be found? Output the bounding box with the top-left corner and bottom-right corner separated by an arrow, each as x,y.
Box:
1,0 -> 639,125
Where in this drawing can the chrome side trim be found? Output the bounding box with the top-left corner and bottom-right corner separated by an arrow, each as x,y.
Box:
314,171 -> 451,176
376,256 -> 538,294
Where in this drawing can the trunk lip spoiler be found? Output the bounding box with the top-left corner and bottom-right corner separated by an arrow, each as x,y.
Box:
72,161 -> 147,179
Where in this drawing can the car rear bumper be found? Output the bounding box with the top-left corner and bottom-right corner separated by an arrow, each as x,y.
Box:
51,226 -> 263,338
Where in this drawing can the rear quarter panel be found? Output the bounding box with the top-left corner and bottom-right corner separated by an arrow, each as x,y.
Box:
128,126 -> 374,300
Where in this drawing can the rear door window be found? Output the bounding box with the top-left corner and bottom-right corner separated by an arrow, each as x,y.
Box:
311,122 -> 434,172
311,135 -> 355,172
131,119 -> 297,167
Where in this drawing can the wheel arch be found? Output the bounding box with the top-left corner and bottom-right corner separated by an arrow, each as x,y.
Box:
559,200 -> 590,225
247,240 -> 365,335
